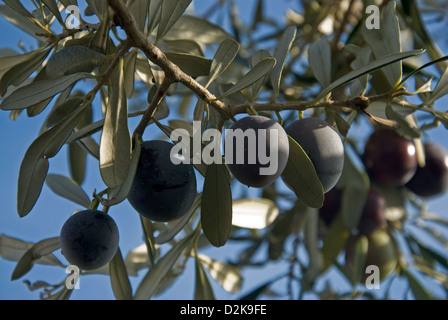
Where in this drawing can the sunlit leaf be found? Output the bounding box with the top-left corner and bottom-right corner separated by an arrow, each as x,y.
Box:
232,198 -> 279,229
194,255 -> 215,300
100,58 -> 132,188
198,254 -> 242,294
11,237 -> 61,280
109,248 -> 133,300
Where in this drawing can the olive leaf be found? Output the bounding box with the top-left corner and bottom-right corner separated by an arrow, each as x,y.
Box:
0,72 -> 93,110
157,0 -> 193,43
17,103 -> 88,217
205,38 -> 240,88
312,49 -> 425,103
270,25 -> 296,101
134,230 -> 197,300
99,58 -> 132,188
11,237 -> 62,281
45,174 -> 91,208
308,38 -> 332,89
109,248 -> 133,300
165,15 -> 233,44
218,57 -> 276,99
201,163 -> 233,247
281,136 -> 324,209
362,1 -> 402,89
194,255 -> 216,300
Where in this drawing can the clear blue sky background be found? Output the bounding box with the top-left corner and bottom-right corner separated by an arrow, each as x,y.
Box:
0,0 -> 447,300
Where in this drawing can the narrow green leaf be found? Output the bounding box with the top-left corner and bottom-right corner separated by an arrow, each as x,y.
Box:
194,255 -> 215,300
99,58 -> 132,188
17,104 -> 87,217
218,57 -> 276,99
155,193 -> 201,244
401,268 -> 433,300
85,0 -> 106,18
164,52 -> 212,77
157,0 -> 192,42
386,103 -> 421,139
270,26 -> 296,101
308,38 -> 332,88
0,47 -> 51,97
312,49 -> 425,103
128,0 -> 149,32
147,0 -> 162,34
0,5 -> 44,40
11,237 -> 61,280
396,54 -> 448,91
41,0 -> 64,25
165,15 -> 232,44
0,234 -> 62,267
281,136 -> 324,209
426,67 -> 448,106
0,72 -> 93,110
102,140 -> 141,207
362,2 -> 402,88
206,38 -> 240,88
3,0 -> 33,18
45,174 -> 91,208
0,47 -> 44,82
123,49 -> 138,98
109,248 -> 133,300
201,163 -> 233,247
134,230 -> 196,300
251,49 -> 271,98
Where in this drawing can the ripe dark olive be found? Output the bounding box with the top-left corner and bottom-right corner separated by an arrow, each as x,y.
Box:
363,128 -> 417,186
284,118 -> 344,193
318,187 -> 343,226
357,189 -> 387,235
345,229 -> 398,283
405,143 -> 448,198
225,116 -> 289,188
318,188 -> 386,234
127,140 -> 197,222
59,210 -> 119,270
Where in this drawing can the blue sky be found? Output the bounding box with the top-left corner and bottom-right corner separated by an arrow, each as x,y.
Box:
0,0 -> 447,300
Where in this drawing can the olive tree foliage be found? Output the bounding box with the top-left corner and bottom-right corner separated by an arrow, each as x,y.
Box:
0,0 -> 448,300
